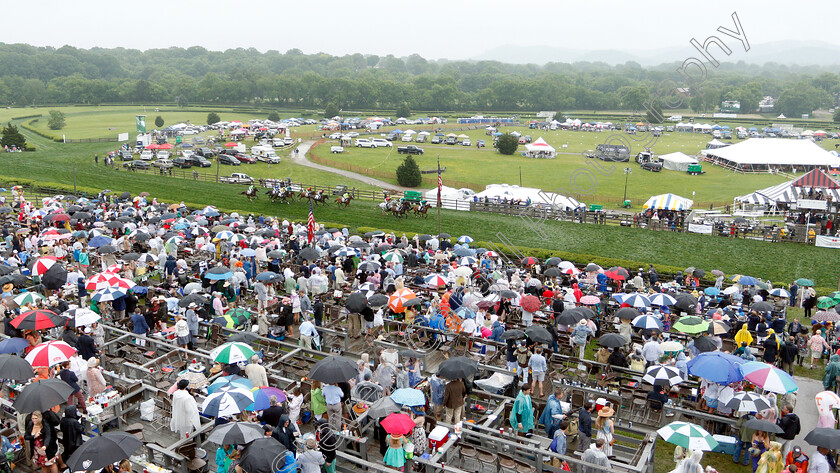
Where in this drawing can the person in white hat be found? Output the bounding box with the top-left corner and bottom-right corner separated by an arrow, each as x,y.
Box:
571,319 -> 593,360
185,302 -> 199,350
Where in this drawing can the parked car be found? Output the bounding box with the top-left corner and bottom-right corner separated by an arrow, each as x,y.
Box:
123,160 -> 151,170
461,139 -> 471,146
372,138 -> 392,148
192,137 -> 206,144
118,150 -> 133,161
431,136 -> 443,144
172,157 -> 193,169
152,158 -> 173,168
139,150 -> 153,161
188,155 -> 212,167
234,153 -> 256,164
196,147 -> 215,158
356,139 -> 375,148
331,146 -> 345,153
156,151 -> 171,160
219,173 -> 254,184
217,154 -> 241,165
397,145 -> 424,155
477,140 -> 485,148
347,132 -> 359,138
328,132 -> 343,140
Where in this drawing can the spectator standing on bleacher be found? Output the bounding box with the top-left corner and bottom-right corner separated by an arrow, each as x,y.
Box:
642,335 -> 663,368
578,401 -> 594,452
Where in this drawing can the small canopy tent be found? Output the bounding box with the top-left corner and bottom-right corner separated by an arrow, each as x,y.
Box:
644,193 -> 694,211
706,139 -> 728,149
523,137 -> 556,159
660,152 -> 699,172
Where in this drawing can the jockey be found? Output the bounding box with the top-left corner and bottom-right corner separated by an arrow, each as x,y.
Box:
420,200 -> 427,206
342,192 -> 350,200
248,184 -> 255,194
273,182 -> 280,193
317,189 -> 324,196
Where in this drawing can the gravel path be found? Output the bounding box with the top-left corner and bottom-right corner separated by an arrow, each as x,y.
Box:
292,140 -> 416,192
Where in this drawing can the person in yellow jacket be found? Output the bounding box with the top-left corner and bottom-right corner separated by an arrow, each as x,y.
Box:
735,324 -> 754,347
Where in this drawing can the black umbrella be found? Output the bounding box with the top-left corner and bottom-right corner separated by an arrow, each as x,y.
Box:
241,438 -> 288,473
437,356 -> 479,379
132,231 -> 152,242
119,191 -> 131,201
14,379 -> 75,413
544,267 -> 562,278
345,292 -> 367,313
453,247 -> 474,257
72,211 -> 91,220
358,261 -> 381,273
615,307 -> 640,320
694,269 -> 706,278
178,293 -> 207,308
804,428 -> 840,449
0,265 -> 13,276
751,301 -> 774,312
744,418 -> 783,434
207,422 -> 264,446
298,247 -> 320,262
309,356 -> 358,384
525,326 -> 553,345
350,241 -> 370,249
438,233 -> 452,239
499,329 -> 526,341
418,234 -> 432,241
500,290 -> 517,299
267,250 -> 284,259
544,257 -> 562,266
41,264 -> 67,291
368,294 -> 389,308
105,221 -> 123,229
568,306 -> 596,319
599,333 -> 629,348
66,432 -> 142,472
228,331 -> 259,344
399,349 -> 424,359
674,293 -> 698,312
375,244 -> 392,253
693,336 -> 718,353
97,245 -> 119,254
556,311 -> 585,326
122,253 -> 142,261
0,354 -> 34,380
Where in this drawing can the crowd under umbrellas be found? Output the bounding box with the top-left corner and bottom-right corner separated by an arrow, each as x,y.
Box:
0,188 -> 836,473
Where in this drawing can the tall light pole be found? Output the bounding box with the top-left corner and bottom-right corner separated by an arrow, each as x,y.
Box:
623,167 -> 632,204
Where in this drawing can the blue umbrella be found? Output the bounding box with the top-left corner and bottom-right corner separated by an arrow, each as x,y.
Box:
240,248 -> 257,257
736,276 -> 758,286
0,337 -> 30,354
202,386 -> 254,417
88,236 -> 114,248
72,231 -> 88,238
390,388 -> 426,407
205,267 -> 234,280
208,375 -> 253,394
455,307 -> 475,319
704,287 -> 720,296
255,272 -> 279,282
686,352 -> 746,385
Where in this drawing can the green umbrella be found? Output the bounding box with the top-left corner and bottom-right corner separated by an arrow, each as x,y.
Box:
672,316 -> 710,334
210,342 -> 256,364
796,278 -> 814,287
831,291 -> 840,302
657,421 -> 719,451
13,292 -> 46,306
817,297 -> 838,309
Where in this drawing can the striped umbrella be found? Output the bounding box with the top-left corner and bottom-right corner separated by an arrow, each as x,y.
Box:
389,288 -> 417,313
459,256 -> 477,266
484,251 -> 498,258
215,230 -> 234,240
657,422 -> 718,451
707,320 -> 731,335
86,272 -> 117,291
649,293 -> 677,306
91,287 -> 127,302
643,365 -> 684,386
622,294 -> 651,308
25,340 -> 77,367
11,309 -> 65,331
605,267 -> 630,281
13,292 -> 46,306
208,375 -> 253,394
210,342 -> 256,364
723,391 -> 773,413
632,314 -> 664,331
382,252 -> 404,263
104,276 -> 135,290
739,362 -> 798,394
202,386 -> 254,417
457,235 -> 474,244
563,266 -> 581,276
521,257 -> 539,266
31,256 -> 60,276
770,288 -> 790,298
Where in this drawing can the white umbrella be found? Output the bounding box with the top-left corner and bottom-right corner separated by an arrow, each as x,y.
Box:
643,365 -> 684,386
657,421 -> 719,451
723,391 -> 772,413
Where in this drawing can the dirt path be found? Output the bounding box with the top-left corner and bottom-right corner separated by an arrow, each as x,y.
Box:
292,140 -> 416,192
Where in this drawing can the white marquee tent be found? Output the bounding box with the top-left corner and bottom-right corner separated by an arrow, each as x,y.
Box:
523,137 -> 556,158
473,184 -> 583,210
659,152 -> 699,172
702,138 -> 840,171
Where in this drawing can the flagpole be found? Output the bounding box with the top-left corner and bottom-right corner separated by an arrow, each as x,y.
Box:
437,155 -> 441,237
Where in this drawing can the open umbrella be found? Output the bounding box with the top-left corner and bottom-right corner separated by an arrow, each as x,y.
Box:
692,336 -> 718,353
599,333 -> 629,348
202,386 -> 254,417
605,267 -> 630,281
367,396 -> 401,419
0,337 -> 28,355
686,352 -> 745,385
25,340 -> 77,367
524,326 -> 553,345
674,293 -> 698,313
499,329 -> 526,341
0,354 -> 34,380
13,379 -> 75,413
707,320 -> 731,335
817,297 -> 838,309
13,292 -> 45,307
813,311 -> 840,323
739,362 -> 798,394
632,315 -> 664,331
643,365 -> 683,386
309,355 -> 358,384
345,292 -> 367,313
795,278 -> 814,287
649,293 -> 677,306
206,266 -> 234,280
380,413 -> 417,435
228,331 -> 259,344
64,308 -> 99,327
616,307 -> 641,320
520,295 -> 541,313
388,288 -> 417,313
207,422 -> 264,446
580,295 -> 600,305
657,422 -> 719,451
247,386 -> 287,411
65,432 -> 142,472
437,356 -> 478,379
804,428 -> 840,449
744,418 -> 783,434
210,342 -> 256,364
11,309 -> 65,331
622,294 -> 651,308
673,316 -> 709,334
723,392 -> 772,413
661,341 -> 684,353
390,388 -> 426,407
769,288 -> 790,298
208,375 -> 253,394
240,438 -> 289,473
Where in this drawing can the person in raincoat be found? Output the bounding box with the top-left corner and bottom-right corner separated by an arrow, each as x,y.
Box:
756,441 -> 783,473
539,386 -> 566,439
509,383 -> 535,436
763,329 -> 780,364
735,324 -> 754,347
170,380 -> 200,439
823,354 -> 840,390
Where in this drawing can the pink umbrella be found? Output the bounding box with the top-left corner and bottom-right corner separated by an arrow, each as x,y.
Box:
380,413 -> 416,435
580,295 -> 600,305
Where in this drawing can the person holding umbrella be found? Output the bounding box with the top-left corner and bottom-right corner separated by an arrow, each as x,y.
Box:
509,382 -> 535,437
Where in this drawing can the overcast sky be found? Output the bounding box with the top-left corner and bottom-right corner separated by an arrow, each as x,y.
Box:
1,0 -> 831,61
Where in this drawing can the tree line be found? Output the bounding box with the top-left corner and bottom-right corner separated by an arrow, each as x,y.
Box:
0,43 -> 838,117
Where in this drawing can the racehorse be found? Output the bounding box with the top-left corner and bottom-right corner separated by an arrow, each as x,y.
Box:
242,187 -> 258,201
311,193 -> 329,205
412,202 -> 432,217
379,199 -> 410,217
266,188 -> 294,204
335,194 -> 354,208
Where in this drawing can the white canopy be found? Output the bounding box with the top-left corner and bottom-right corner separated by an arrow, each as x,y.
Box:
706,139 -> 728,149
643,193 -> 693,210
474,184 -> 583,210
660,152 -> 699,172
524,137 -> 555,153
703,138 -> 840,167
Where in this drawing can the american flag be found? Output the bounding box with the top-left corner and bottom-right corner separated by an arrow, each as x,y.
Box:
437,158 -> 442,205
307,200 -> 315,243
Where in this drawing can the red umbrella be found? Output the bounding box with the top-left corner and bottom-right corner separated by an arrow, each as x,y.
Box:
605,267 -> 630,281
145,143 -> 160,150
520,295 -> 541,312
32,256 -> 60,276
225,142 -> 239,148
25,341 -> 76,367
380,413 -> 416,435
521,257 -> 539,266
49,213 -> 71,222
12,309 -> 66,331
158,143 -> 173,150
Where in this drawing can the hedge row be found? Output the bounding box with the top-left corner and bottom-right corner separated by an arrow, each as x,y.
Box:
21,119 -> 61,142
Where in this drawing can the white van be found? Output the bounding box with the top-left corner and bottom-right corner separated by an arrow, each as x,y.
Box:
251,145 -> 281,164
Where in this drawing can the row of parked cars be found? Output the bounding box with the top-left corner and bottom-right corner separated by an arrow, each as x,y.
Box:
122,145 -> 278,170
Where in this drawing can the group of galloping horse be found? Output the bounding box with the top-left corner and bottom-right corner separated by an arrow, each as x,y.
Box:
242,179 -> 355,207
379,199 -> 433,218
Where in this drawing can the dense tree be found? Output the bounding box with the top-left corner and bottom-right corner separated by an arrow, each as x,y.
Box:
395,103 -> 410,119
154,115 -> 164,128
1,123 -> 28,149
207,112 -> 220,125
496,134 -> 519,155
267,111 -> 280,122
645,103 -> 663,124
834,108 -> 840,123
323,103 -> 339,118
47,110 -> 65,130
396,156 -> 422,187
